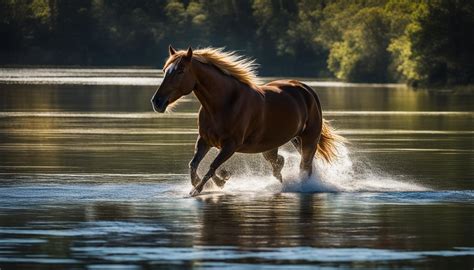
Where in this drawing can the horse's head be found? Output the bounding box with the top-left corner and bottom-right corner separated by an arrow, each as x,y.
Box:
151,45 -> 196,113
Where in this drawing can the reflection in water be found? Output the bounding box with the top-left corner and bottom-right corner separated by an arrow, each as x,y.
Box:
194,192 -> 474,249
0,69 -> 473,269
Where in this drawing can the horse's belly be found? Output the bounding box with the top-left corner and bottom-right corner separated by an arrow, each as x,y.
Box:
262,109 -> 304,140
236,139 -> 292,153
200,129 -> 222,148
236,100 -> 305,153
238,125 -> 300,153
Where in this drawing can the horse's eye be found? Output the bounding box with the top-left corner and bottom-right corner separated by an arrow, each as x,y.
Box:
177,70 -> 184,74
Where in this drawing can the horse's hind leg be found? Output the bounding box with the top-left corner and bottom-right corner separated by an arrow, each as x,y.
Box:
299,135 -> 319,178
293,136 -> 317,178
262,148 -> 285,182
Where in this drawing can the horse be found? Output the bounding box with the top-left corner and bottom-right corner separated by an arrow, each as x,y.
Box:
151,46 -> 345,196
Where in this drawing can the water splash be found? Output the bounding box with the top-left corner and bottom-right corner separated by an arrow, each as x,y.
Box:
200,143 -> 428,194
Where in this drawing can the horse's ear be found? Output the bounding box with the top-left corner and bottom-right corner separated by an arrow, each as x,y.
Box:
169,45 -> 176,56
185,46 -> 193,60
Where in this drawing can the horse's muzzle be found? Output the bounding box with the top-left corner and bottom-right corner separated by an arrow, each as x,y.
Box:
151,97 -> 169,113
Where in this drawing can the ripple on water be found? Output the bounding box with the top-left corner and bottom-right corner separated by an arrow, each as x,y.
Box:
0,221 -> 166,237
69,246 -> 474,263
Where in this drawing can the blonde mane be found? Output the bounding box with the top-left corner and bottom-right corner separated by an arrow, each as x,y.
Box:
164,47 -> 261,87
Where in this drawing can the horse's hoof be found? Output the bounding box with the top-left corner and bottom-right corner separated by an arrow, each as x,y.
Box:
219,169 -> 231,180
189,187 -> 200,196
212,169 -> 231,188
213,175 -> 226,188
189,183 -> 204,196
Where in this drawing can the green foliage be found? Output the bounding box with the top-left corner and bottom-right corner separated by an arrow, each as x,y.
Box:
31,0 -> 51,24
411,0 -> 474,85
326,7 -> 391,82
385,0 -> 426,83
1,0 -> 473,86
388,33 -> 422,83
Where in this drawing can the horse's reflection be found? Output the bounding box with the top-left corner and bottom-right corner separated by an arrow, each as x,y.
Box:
194,193 -> 324,247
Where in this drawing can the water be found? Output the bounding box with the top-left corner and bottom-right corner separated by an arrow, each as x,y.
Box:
0,68 -> 473,269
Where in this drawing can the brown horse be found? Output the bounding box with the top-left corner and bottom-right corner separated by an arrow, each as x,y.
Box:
151,46 -> 345,196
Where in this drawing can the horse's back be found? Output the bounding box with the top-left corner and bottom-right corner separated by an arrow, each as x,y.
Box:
260,79 -> 310,114
263,79 -> 303,88
261,79 -> 320,111
262,79 -> 316,99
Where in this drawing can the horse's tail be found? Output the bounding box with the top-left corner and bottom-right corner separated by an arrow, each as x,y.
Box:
317,119 -> 346,163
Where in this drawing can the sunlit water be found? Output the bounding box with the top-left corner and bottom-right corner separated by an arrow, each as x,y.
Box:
0,68 -> 473,269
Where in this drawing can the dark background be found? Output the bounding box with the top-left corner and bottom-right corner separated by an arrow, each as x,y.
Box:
1,0 -> 473,85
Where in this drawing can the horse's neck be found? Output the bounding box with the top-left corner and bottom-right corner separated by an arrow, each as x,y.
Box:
192,60 -> 237,114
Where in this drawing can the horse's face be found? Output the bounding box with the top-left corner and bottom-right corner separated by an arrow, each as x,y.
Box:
151,46 -> 195,113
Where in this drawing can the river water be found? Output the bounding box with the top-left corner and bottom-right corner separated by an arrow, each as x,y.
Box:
0,68 -> 472,269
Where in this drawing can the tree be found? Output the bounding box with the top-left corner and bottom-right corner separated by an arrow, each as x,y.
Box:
1,0 -> 473,86
386,0 -> 426,83
323,5 -> 392,82
412,0 -> 474,85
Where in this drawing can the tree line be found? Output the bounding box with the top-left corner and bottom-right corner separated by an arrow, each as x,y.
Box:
1,0 -> 473,86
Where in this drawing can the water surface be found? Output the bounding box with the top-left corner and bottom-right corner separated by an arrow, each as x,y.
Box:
0,68 -> 473,269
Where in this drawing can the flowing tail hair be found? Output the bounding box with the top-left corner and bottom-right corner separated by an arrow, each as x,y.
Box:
317,119 -> 347,163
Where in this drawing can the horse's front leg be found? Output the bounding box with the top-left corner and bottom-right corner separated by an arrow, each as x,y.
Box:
190,142 -> 236,196
189,136 -> 210,187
